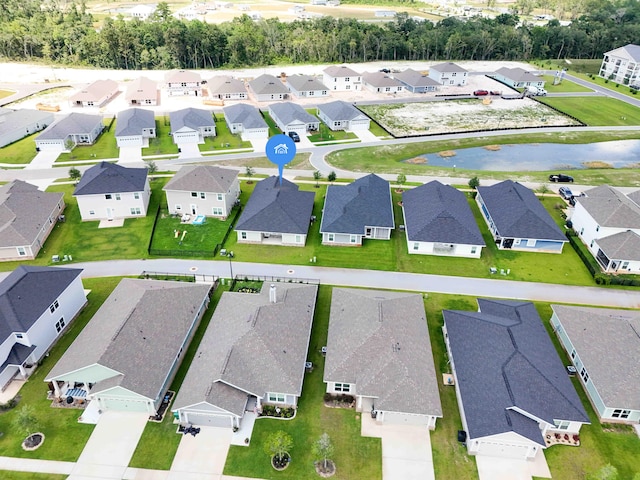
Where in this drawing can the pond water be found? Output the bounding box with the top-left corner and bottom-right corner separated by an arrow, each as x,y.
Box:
408,140 -> 640,171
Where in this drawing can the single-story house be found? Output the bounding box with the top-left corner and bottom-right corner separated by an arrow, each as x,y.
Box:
73,161 -> 150,221
0,108 -> 53,148
476,180 -> 567,253
324,288 -> 442,428
599,43 -> 640,85
0,266 -> 86,391
223,104 -> 269,140
69,79 -> 119,108
0,180 -> 65,261
393,68 -> 439,93
128,4 -> 155,20
207,75 -> 248,100
316,101 -> 370,131
173,282 -> 318,428
35,113 -> 104,152
361,71 -> 404,93
235,176 -> 315,246
125,76 -> 159,106
322,65 -> 362,91
320,173 -> 394,246
163,165 -> 240,218
492,67 -> 545,88
248,74 -> 289,102
268,102 -> 319,135
443,299 -> 590,460
285,75 -> 329,98
169,108 -> 216,145
45,279 -> 211,415
402,181 -> 485,257
114,108 -> 156,148
428,62 -> 468,86
551,304 -> 640,424
165,70 -> 202,96
570,185 -> 640,273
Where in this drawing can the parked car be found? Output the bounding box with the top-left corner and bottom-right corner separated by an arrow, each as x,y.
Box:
549,173 -> 574,183
473,90 -> 489,96
379,68 -> 391,74
288,131 -> 300,142
559,186 -> 574,200
490,90 -> 502,95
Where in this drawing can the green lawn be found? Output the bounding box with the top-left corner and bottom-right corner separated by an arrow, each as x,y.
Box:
262,113 -> 282,136
0,133 -> 39,164
308,122 -> 358,143
56,120 -> 119,162
529,59 -> 602,75
538,96 -> 640,126
198,118 -> 251,152
208,152 -> 313,170
142,118 -> 180,156
368,117 -> 391,137
540,76 -> 592,93
0,472 -> 68,480
223,285 -> 383,480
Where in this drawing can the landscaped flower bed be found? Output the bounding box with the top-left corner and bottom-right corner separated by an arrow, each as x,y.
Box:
260,405 -> 296,419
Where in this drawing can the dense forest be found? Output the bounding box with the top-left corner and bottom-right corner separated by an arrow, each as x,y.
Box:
0,0 -> 639,70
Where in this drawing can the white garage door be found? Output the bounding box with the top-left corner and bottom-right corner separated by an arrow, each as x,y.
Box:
99,396 -> 151,413
117,136 -> 143,147
349,120 -> 370,130
36,141 -> 65,152
173,132 -> 199,143
242,128 -> 268,140
476,440 -> 531,459
185,411 -> 233,428
383,412 -> 431,426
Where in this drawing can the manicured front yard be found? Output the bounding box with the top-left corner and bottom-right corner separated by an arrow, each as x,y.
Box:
308,122 -> 358,143
0,133 -> 39,165
142,117 -> 179,156
540,76 -> 592,93
56,120 -> 119,162
198,118 -> 251,152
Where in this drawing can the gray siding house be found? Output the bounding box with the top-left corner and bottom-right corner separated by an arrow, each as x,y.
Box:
207,75 -> 248,100
248,74 -> 289,102
492,67 -> 545,88
223,104 -> 268,140
0,108 -> 53,148
393,68 -> 440,93
268,102 -> 319,136
169,108 -> 216,145
316,101 -> 370,131
285,75 -> 329,98
35,113 -> 104,151
115,108 -> 156,148
361,71 -> 404,93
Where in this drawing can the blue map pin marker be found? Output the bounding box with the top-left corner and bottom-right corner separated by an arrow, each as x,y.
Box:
266,134 -> 297,185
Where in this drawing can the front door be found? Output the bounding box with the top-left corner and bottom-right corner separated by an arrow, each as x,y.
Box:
106,207 -> 114,220
191,204 -> 197,215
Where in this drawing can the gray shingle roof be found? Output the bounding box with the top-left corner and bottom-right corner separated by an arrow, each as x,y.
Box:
444,299 -> 589,445
235,176 -> 314,234
165,70 -> 201,84
579,185 -> 640,228
324,288 -> 442,417
0,109 -> 52,138
46,279 -> 211,401
223,104 -> 267,129
125,76 -> 158,102
595,230 -> 640,261
362,71 -> 403,88
477,180 -> 566,241
207,75 -> 247,95
115,108 -> 155,137
551,304 -> 640,410
173,283 -> 318,413
494,67 -> 541,83
248,74 -> 289,95
628,189 -> 640,207
323,65 -> 360,77
392,68 -> 440,88
169,108 -> 214,133
320,174 -> 394,235
317,101 -> 366,122
0,266 -> 82,342
430,62 -> 468,73
69,80 -> 118,103
605,43 -> 640,62
37,113 -> 103,140
0,180 -> 64,248
269,102 -> 318,127
164,165 -> 238,193
402,181 -> 485,246
74,162 -> 148,196
286,75 -> 328,92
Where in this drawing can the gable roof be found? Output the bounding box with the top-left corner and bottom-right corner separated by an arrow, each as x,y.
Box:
604,44 -> 640,62
46,279 -> 211,400
115,108 -> 155,137
69,80 -> 118,103
320,174 -> 394,235
317,101 -> 367,122
0,266 -> 82,341
595,230 -> 640,261
0,180 -> 64,248
628,189 -> 640,207
430,62 -> 468,73
169,108 -> 214,133
37,113 -> 103,140
362,71 -> 403,88
286,75 -> 328,92
125,77 -> 158,102
494,67 -> 541,83
444,299 -> 589,445
223,104 -> 267,129
165,70 -> 201,84
578,185 -> 640,228
392,68 -> 440,88
324,288 -> 442,417
477,180 -> 566,241
235,176 -> 314,235
74,162 -> 148,196
0,109 -> 52,138
269,102 -> 318,127
551,304 -> 640,410
402,181 -> 485,246
323,65 -> 361,78
207,75 -> 247,95
164,165 -> 238,193
173,283 -> 318,413
248,74 -> 289,95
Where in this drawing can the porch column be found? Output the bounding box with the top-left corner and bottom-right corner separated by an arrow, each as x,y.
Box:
17,364 -> 26,378
52,381 -> 62,397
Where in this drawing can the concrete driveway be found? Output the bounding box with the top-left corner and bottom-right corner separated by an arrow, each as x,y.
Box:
381,425 -> 435,480
169,426 -> 232,478
118,145 -> 143,164
353,129 -> 381,142
178,143 -> 202,158
26,150 -> 61,169
475,450 -> 551,480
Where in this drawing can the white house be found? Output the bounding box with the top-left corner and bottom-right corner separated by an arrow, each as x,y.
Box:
165,70 -> 202,96
169,108 -> 216,145
248,74 -> 289,102
0,108 -> 53,148
285,75 -> 329,98
428,62 -> 468,86
599,44 -> 640,86
268,102 -> 319,136
492,67 -> 545,89
125,77 -> 159,106
223,104 -> 269,140
316,101 -> 370,131
322,65 -> 362,91
35,113 -> 104,152
115,108 -> 156,148
361,71 -> 404,93
69,80 -> 119,108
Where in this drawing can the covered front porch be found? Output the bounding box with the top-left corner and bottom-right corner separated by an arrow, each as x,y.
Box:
48,380 -> 91,407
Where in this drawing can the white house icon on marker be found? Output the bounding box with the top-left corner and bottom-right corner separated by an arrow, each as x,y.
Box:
274,144 -> 288,154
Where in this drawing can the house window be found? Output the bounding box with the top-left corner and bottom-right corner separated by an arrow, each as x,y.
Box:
571,349 -> 576,359
328,233 -> 334,242
268,393 -> 285,403
200,192 -> 206,199
596,225 -> 600,232
413,243 -> 419,251
345,77 -> 350,82
130,207 -> 141,215
622,261 -> 629,269
334,383 -> 351,393
175,205 -> 182,211
134,192 -> 140,200
16,333 -> 23,339
346,85 -> 351,90
612,409 -> 631,419
217,193 -> 223,201
514,239 -> 521,245
526,239 -> 536,247
241,232 -> 247,240
115,193 -> 121,200
590,240 -> 594,248
350,235 -> 357,244
295,235 -> 302,243
55,317 -> 66,333
17,247 -> 26,256
89,210 -> 95,215
580,228 -> 584,235
580,367 -> 589,383
50,300 -> 59,313
191,192 -> 198,197
212,207 -> 223,216
554,420 -> 570,430
105,194 -> 112,200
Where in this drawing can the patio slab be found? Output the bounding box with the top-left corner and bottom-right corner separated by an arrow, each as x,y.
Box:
99,218 -> 125,228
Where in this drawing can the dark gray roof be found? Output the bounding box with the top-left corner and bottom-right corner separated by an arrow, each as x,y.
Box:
173,283 -> 318,413
403,181 -> 485,246
317,101 -> 367,122
323,65 -> 360,77
596,230 -> 640,261
235,176 -> 314,235
46,279 -> 211,401
223,104 -> 267,129
579,185 -> 640,228
164,165 -> 238,193
208,75 -> 247,95
392,68 -> 440,88
0,109 -> 53,138
320,174 -> 394,235
74,162 -> 148,196
362,71 -> 403,88
269,102 -> 318,127
169,108 -> 214,133
477,180 -> 566,241
551,304 -> 640,410
0,180 -> 64,248
115,108 -> 155,137
248,74 -> 289,95
324,288 -> 442,417
0,266 -> 82,341
286,75 -> 328,92
494,67 -> 541,83
1,343 -> 37,372
37,113 -> 103,140
430,62 -> 468,73
444,299 -> 589,445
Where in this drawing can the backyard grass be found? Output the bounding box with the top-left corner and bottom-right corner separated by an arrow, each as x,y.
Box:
223,285 -> 383,480
0,133 -> 39,164
198,118 -> 251,152
142,117 -> 179,156
56,119 -> 119,162
262,112 -> 282,136
530,59 -> 602,76
538,96 -> 640,126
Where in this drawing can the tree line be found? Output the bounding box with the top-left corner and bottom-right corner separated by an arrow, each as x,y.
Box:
0,0 -> 639,70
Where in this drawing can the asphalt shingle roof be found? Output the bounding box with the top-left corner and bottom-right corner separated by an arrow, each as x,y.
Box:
320,174 -> 394,235
494,67 -> 541,83
323,65 -> 361,78
207,75 -> 247,95
605,44 -> 640,62
402,181 -> 485,246
392,68 -> 440,88
74,162 -> 148,196
69,80 -> 118,103
164,165 -> 238,193
115,108 -> 155,137
324,288 -> 442,417
235,176 -> 314,235
595,230 -> 640,261
317,101 -> 366,122
444,299 -> 589,445
477,180 -> 566,241
248,74 -> 289,95
430,62 -> 468,73
165,70 -> 201,84
286,75 -> 328,92
125,76 -> 157,102
362,71 -> 403,88
37,113 -> 103,140
578,185 -> 640,228
0,109 -> 52,138
169,108 -> 214,133
269,102 -> 318,127
223,104 -> 267,129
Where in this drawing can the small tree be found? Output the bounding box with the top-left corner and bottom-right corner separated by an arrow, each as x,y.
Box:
312,432 -> 334,473
12,405 -> 40,439
396,173 -> 407,191
313,170 -> 322,188
327,171 -> 337,183
538,183 -> 550,198
245,166 -> 255,183
468,176 -> 480,190
69,167 -> 81,184
264,430 -> 293,464
146,160 -> 158,177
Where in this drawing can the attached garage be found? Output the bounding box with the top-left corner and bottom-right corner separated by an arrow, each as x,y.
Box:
473,439 -> 536,460
116,135 -> 144,147
35,139 -> 65,151
241,128 -> 269,141
381,411 -> 435,427
173,130 -> 199,144
183,411 -> 235,428
97,395 -> 153,414
348,118 -> 370,130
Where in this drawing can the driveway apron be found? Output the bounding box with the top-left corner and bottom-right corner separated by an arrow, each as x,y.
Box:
169,426 -> 232,477
381,425 -> 435,480
475,450 -> 551,480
